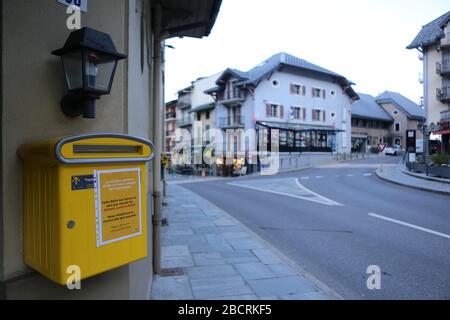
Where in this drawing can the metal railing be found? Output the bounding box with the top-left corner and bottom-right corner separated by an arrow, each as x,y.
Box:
165,130 -> 176,137
218,116 -> 245,128
437,86 -> 450,102
177,95 -> 191,109
165,112 -> 176,120
177,117 -> 193,127
441,32 -> 450,47
437,60 -> 450,74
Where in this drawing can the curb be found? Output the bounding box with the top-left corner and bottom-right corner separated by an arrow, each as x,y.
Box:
178,184 -> 343,300
401,168 -> 450,184
375,169 -> 450,196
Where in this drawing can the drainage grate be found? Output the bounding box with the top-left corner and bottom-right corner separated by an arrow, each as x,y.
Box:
160,268 -> 185,277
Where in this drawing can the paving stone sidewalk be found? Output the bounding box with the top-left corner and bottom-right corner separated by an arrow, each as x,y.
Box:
150,184 -> 339,300
376,165 -> 450,195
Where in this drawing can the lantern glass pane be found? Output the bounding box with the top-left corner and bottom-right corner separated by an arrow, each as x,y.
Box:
85,51 -> 117,93
62,50 -> 83,90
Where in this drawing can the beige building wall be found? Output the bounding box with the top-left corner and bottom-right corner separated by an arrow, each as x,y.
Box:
425,46 -> 448,125
1,0 -> 155,299
379,102 -> 423,147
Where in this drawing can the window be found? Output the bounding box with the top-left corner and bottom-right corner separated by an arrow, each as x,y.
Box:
197,113 -> 201,121
206,111 -> 210,120
330,90 -> 336,97
291,107 -> 305,120
272,80 -> 280,87
290,84 -> 306,96
393,110 -> 399,115
395,123 -> 400,132
312,87 -> 326,99
312,109 -> 326,122
266,103 -> 284,118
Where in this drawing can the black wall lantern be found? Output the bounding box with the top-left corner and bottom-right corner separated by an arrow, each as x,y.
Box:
52,27 -> 127,119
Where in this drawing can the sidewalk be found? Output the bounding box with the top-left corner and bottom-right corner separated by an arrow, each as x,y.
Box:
376,165 -> 450,195
150,185 -> 340,300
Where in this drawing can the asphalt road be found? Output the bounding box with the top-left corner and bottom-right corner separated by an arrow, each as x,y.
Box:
182,157 -> 450,300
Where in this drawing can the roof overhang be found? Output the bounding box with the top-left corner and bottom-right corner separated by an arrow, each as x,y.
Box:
432,129 -> 450,135
159,0 -> 222,39
189,102 -> 215,113
351,114 -> 393,122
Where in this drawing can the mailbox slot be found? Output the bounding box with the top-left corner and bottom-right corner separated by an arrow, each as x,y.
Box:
73,145 -> 142,154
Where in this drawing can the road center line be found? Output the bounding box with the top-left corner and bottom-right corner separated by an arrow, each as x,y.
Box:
295,178 -> 344,207
368,213 -> 450,240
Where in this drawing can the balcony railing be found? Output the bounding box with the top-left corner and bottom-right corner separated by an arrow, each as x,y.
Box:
436,60 -> 450,76
177,95 -> 191,110
177,117 -> 193,127
218,92 -> 246,106
218,116 -> 245,128
437,87 -> 450,103
165,130 -> 176,138
441,32 -> 450,48
165,112 -> 177,120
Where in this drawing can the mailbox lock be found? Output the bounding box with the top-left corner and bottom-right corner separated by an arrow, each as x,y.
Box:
67,220 -> 76,229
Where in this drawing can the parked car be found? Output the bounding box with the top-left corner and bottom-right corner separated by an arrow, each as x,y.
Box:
385,145 -> 402,156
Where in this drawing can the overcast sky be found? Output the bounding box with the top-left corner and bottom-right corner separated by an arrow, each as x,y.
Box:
164,0 -> 450,104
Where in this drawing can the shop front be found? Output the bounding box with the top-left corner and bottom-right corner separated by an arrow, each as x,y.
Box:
432,120 -> 450,154
256,121 -> 341,154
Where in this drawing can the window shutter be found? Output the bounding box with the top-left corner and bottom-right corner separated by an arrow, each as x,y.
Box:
280,105 -> 284,118
323,90 -> 326,99
266,104 -> 270,117
290,84 -> 294,94
303,108 -> 306,120
312,109 -> 315,121
302,86 -> 306,96
323,111 -> 326,122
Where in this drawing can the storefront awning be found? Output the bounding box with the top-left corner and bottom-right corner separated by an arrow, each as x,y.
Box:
256,121 -> 344,133
432,129 -> 450,135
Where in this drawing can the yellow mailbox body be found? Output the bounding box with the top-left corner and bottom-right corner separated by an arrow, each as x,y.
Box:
18,134 -> 154,285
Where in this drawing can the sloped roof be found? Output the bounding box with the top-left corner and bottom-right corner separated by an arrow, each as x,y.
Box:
240,52 -> 354,87
407,11 -> 450,49
375,91 -> 425,120
351,93 -> 393,122
210,52 -> 358,100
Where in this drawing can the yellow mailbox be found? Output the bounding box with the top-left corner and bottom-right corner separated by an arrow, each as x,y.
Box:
18,133 -> 154,285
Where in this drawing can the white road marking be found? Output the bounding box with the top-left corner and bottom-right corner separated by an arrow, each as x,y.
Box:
315,176 -> 324,179
347,174 -> 355,177
228,182 -> 335,206
295,178 -> 344,207
299,177 -> 310,180
369,213 -> 450,240
363,173 -> 373,177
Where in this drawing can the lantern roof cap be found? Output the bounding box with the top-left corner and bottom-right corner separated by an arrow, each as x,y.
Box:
52,27 -> 126,59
